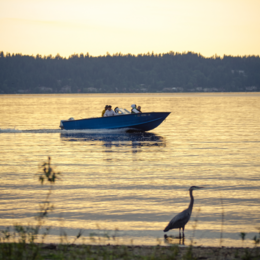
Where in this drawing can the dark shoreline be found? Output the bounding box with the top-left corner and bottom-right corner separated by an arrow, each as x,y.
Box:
42,244 -> 260,259
2,243 -> 258,260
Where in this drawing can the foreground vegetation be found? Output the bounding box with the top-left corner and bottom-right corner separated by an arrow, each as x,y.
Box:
1,51 -> 260,94
1,243 -> 260,260
1,157 -> 260,259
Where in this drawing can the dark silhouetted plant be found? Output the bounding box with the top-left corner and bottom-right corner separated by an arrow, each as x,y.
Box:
240,232 -> 247,247
0,156 -> 60,260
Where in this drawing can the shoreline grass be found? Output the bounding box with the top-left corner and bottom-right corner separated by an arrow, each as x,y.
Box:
1,242 -> 260,260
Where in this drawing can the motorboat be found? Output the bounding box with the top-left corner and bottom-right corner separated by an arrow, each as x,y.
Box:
60,108 -> 170,132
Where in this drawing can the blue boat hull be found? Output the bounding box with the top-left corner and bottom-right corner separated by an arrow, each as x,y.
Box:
61,112 -> 170,131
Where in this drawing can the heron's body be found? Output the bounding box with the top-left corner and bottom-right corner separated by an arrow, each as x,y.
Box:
163,186 -> 203,238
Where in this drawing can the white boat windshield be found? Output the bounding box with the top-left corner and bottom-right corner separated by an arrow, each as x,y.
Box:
117,108 -> 131,114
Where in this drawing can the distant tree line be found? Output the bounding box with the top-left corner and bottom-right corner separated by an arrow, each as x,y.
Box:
0,51 -> 260,94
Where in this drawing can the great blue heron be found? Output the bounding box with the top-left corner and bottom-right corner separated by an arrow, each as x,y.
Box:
163,186 -> 203,238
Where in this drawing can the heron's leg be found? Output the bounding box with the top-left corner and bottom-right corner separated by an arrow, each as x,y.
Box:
179,236 -> 184,245
182,226 -> 185,237
179,228 -> 181,238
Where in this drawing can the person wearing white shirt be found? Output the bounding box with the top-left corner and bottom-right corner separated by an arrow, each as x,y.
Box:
104,105 -> 116,117
131,104 -> 140,113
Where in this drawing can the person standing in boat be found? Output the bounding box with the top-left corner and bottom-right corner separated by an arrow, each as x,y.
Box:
104,105 -> 116,117
137,106 -> 142,113
101,105 -> 108,117
131,104 -> 140,113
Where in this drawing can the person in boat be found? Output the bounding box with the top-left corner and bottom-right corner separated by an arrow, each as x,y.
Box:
137,106 -> 142,113
104,105 -> 116,117
131,104 -> 140,113
101,105 -> 108,117
114,107 -> 120,115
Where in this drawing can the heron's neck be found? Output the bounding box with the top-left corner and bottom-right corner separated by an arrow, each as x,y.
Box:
188,189 -> 194,213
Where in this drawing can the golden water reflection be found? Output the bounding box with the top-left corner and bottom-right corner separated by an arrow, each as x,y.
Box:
0,93 -> 260,247
60,132 -> 166,155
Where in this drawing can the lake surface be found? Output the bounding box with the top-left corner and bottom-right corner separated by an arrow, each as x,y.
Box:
0,93 -> 260,247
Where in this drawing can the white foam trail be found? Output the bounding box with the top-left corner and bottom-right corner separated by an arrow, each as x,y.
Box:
0,128 -> 23,133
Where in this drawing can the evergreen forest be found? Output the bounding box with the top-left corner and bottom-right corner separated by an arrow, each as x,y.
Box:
0,51 -> 260,94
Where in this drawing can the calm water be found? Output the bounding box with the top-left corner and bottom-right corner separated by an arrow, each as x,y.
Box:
0,93 -> 260,247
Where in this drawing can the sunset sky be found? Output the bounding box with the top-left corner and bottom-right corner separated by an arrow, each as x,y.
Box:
1,0 -> 259,58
